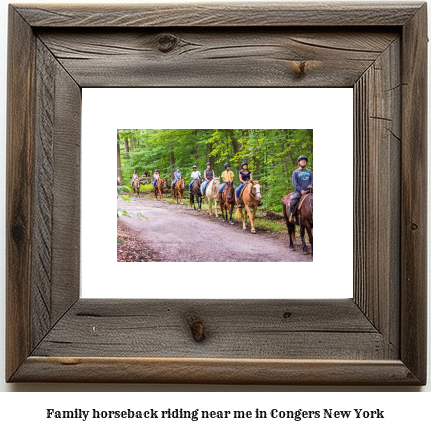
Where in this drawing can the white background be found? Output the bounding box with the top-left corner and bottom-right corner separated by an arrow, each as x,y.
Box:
81,87 -> 353,299
0,0 -> 429,418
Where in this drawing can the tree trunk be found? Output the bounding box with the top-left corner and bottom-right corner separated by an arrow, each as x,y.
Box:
129,136 -> 134,154
117,132 -> 123,185
169,142 -> 175,181
124,137 -> 129,153
231,130 -> 239,155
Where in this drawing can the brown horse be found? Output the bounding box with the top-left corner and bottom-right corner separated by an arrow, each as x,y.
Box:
218,181 -> 236,224
235,181 -> 262,233
132,178 -> 141,197
173,178 -> 185,204
282,191 -> 313,255
153,178 -> 165,200
190,178 -> 203,210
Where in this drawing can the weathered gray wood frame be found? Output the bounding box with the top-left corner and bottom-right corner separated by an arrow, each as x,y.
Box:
6,3 -> 427,384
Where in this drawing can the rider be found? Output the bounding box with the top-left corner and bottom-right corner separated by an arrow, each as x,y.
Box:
288,155 -> 313,222
131,170 -> 138,188
202,162 -> 214,195
235,162 -> 252,208
171,167 -> 182,189
217,163 -> 235,201
189,165 -> 202,191
152,169 -> 160,189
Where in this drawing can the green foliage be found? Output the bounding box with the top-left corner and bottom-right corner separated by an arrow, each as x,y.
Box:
117,129 -> 313,211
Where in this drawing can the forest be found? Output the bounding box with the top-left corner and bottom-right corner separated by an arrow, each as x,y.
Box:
117,129 -> 313,212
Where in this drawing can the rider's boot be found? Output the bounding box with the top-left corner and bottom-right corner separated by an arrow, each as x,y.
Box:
288,203 -> 296,222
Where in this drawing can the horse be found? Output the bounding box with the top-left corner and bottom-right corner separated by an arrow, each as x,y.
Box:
235,181 -> 262,233
218,181 -> 236,224
190,178 -> 203,210
201,177 -> 220,217
173,178 -> 185,204
153,178 -> 165,200
132,178 -> 141,197
282,191 -> 313,255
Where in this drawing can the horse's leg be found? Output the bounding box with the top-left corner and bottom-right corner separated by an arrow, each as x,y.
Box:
304,219 -> 313,256
300,223 -> 307,254
180,191 -> 183,204
249,205 -> 257,233
229,204 -> 234,224
245,205 -> 255,233
241,207 -> 247,230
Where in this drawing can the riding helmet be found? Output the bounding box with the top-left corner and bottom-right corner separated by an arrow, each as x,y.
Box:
241,162 -> 248,168
224,163 -> 231,168
192,165 -> 197,168
297,155 -> 308,162
176,167 -> 180,170
206,162 -> 211,166
155,169 -> 159,172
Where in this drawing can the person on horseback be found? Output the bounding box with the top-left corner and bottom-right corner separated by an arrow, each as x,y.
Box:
217,163 -> 235,201
235,162 -> 253,208
288,155 -> 313,222
152,169 -> 160,189
189,165 -> 202,191
171,167 -> 182,189
202,162 -> 214,195
131,170 -> 138,187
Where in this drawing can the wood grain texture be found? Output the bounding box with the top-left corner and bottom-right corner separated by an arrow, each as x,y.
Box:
353,38 -> 401,359
15,2 -> 423,27
6,8 -> 36,381
36,29 -> 398,88
32,299 -> 384,359
400,3 -> 427,384
6,2 -> 427,385
12,357 -> 420,385
31,39 -> 81,352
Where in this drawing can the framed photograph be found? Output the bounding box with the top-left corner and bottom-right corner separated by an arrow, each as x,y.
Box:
6,2 -> 427,384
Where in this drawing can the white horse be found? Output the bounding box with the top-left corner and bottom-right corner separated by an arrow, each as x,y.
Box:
201,177 -> 220,217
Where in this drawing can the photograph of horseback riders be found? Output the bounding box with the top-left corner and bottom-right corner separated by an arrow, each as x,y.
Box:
117,128 -> 313,263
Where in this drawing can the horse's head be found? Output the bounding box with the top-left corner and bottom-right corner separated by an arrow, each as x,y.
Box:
160,178 -> 165,188
225,181 -> 235,202
179,179 -> 185,190
251,180 -> 262,202
213,177 -> 221,189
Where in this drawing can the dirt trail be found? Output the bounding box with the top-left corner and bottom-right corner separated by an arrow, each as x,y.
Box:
118,197 -> 312,262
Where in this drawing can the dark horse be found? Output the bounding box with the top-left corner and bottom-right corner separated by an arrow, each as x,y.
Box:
218,181 -> 236,224
190,178 -> 203,210
153,178 -> 165,200
282,191 -> 313,255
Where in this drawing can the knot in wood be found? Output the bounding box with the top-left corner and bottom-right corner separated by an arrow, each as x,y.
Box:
283,312 -> 292,319
186,315 -> 206,342
11,222 -> 25,245
157,34 -> 178,53
410,223 -> 418,231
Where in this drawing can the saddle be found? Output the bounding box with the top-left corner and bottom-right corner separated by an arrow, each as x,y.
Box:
282,191 -> 312,222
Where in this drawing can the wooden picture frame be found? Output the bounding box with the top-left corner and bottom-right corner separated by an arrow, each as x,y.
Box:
6,2 -> 427,385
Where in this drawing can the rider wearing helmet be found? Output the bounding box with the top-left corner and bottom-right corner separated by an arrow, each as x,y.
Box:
288,155 -> 313,222
189,165 -> 202,191
152,169 -> 160,188
202,162 -> 214,195
172,167 -> 182,189
217,162 -> 235,201
235,162 -> 252,208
